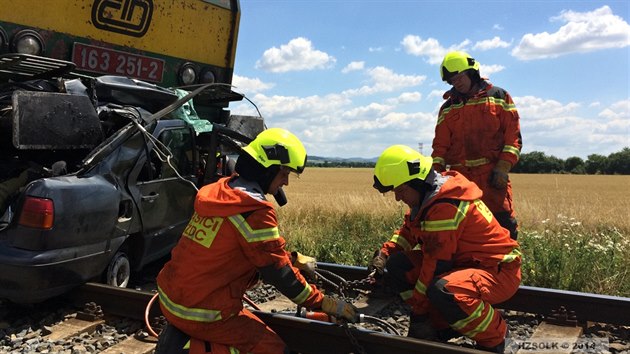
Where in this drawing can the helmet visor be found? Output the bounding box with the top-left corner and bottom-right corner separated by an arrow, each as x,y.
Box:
373,175 -> 393,193
295,155 -> 307,174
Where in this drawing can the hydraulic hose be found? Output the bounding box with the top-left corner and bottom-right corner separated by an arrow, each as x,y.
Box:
145,292 -> 160,338
143,292 -> 261,338
361,314 -> 401,336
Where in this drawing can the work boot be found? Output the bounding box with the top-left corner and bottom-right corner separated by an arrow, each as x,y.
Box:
436,327 -> 461,342
475,329 -> 509,353
407,315 -> 437,340
475,341 -> 505,353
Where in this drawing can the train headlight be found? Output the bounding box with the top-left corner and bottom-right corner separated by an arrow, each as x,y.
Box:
200,68 -> 216,84
12,30 -> 45,55
179,63 -> 198,85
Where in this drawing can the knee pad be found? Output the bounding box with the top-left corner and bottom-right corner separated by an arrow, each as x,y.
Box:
426,278 -> 469,324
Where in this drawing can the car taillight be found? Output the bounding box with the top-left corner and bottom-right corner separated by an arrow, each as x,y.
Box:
19,197 -> 54,229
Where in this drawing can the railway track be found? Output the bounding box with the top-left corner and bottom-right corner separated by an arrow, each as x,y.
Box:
2,262 -> 629,353
317,263 -> 630,326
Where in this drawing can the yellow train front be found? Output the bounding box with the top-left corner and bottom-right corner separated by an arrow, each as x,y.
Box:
0,0 -> 241,88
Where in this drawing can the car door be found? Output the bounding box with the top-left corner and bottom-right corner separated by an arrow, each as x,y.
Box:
135,124 -> 198,265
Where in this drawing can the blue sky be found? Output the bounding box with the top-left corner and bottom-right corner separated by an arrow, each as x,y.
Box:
230,1 -> 629,160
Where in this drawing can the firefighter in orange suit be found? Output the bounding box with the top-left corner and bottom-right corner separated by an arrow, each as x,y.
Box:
157,128 -> 358,354
432,51 -> 522,239
369,145 -> 521,353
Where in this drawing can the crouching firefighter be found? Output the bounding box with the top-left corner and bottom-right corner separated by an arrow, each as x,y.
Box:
368,145 -> 521,353
155,128 -> 358,354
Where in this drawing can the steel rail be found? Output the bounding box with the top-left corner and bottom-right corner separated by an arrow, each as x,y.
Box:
255,311 -> 483,354
63,283 -> 485,354
62,262 -> 630,353
63,282 -> 162,321
316,262 -> 630,326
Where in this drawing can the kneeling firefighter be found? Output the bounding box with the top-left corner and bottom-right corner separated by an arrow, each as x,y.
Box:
156,128 -> 358,354
369,145 -> 521,353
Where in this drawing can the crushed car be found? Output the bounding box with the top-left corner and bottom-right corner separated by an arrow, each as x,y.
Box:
0,54 -> 264,303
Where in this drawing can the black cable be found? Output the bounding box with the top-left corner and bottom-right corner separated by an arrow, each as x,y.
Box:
361,314 -> 401,336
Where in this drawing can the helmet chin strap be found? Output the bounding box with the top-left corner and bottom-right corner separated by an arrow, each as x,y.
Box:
258,165 -> 280,195
274,187 -> 288,206
262,166 -> 287,206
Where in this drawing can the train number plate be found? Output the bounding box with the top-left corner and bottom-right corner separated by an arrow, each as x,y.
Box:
72,43 -> 164,83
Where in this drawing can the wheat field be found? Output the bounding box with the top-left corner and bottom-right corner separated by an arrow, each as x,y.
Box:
282,168 -> 630,233
278,168 -> 629,295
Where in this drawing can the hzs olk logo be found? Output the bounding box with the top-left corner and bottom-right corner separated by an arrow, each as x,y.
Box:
91,0 -> 153,37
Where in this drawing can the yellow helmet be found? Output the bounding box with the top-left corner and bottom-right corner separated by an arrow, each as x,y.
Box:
242,128 -> 307,174
373,145 -> 433,193
440,51 -> 480,82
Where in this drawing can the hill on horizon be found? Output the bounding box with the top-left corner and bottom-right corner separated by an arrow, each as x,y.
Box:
309,156 -> 377,164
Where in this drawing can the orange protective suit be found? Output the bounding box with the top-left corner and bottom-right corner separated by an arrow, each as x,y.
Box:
157,176 -> 324,354
431,81 -> 522,238
378,171 -> 521,348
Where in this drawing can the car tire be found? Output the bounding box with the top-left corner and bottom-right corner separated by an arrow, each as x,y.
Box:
106,251 -> 131,288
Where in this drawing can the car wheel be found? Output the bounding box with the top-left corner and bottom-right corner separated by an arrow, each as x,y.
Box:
106,251 -> 131,287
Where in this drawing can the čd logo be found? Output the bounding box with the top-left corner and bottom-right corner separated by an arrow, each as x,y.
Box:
91,0 -> 153,37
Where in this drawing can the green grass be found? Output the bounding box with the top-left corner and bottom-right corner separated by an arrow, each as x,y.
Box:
279,209 -> 402,266
279,210 -> 630,297
518,215 -> 629,297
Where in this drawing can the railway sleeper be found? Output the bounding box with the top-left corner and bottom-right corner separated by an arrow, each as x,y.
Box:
45,317 -> 107,342
53,274 -> 629,354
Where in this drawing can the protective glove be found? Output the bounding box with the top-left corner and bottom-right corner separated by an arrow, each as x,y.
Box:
291,251 -> 317,279
490,160 -> 511,189
321,295 -> 359,323
367,250 -> 387,278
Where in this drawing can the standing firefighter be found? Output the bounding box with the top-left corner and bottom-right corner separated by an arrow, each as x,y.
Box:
156,128 -> 358,354
369,145 -> 521,353
432,51 -> 522,239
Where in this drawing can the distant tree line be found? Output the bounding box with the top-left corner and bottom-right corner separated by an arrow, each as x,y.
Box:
307,147 -> 630,175
511,147 -> 630,175
307,161 -> 375,168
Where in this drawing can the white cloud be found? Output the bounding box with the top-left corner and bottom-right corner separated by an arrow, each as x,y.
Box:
342,66 -> 426,96
401,35 -> 507,79
231,90 -> 627,160
428,89 -> 445,102
516,96 -> 581,122
341,102 -> 393,120
341,61 -> 365,73
493,24 -> 504,31
400,35 -> 470,65
480,64 -> 505,77
232,74 -> 274,95
299,110 -> 436,158
255,37 -> 336,73
512,6 -> 630,60
598,99 -> 630,120
369,47 -> 384,52
515,96 -> 630,158
235,93 -> 350,122
385,92 -> 422,105
230,88 -> 436,158
597,100 -> 630,140
473,36 -> 511,51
